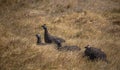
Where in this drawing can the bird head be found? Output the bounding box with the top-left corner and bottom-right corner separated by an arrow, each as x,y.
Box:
84,45 -> 91,49
36,34 -> 41,38
55,40 -> 62,47
41,24 -> 47,29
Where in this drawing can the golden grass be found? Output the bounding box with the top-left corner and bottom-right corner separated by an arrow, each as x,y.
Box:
0,0 -> 120,70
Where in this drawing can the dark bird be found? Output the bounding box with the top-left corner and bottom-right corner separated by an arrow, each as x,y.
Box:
55,40 -> 81,51
36,34 -> 46,45
41,24 -> 65,44
84,45 -> 108,63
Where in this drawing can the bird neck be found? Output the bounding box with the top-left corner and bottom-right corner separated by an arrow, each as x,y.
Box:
44,28 -> 49,36
37,37 -> 41,44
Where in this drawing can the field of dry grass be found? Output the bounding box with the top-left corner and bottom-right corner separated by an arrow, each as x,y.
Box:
0,0 -> 120,70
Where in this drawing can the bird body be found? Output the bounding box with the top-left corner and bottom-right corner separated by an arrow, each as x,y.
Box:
60,46 -> 81,51
55,40 -> 80,51
84,45 -> 108,63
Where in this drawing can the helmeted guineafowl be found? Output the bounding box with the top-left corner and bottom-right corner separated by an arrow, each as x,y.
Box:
41,24 -> 65,44
36,34 -> 45,45
84,45 -> 108,63
55,40 -> 81,51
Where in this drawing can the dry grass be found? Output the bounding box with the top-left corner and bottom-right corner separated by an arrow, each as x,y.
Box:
0,0 -> 120,70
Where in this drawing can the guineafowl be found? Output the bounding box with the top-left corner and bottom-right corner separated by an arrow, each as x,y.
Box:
55,40 -> 81,51
84,45 -> 108,63
41,24 -> 65,44
36,34 -> 45,45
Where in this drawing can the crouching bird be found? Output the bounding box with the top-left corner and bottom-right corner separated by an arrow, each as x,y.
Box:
55,40 -> 81,51
41,24 -> 65,44
84,45 -> 109,63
